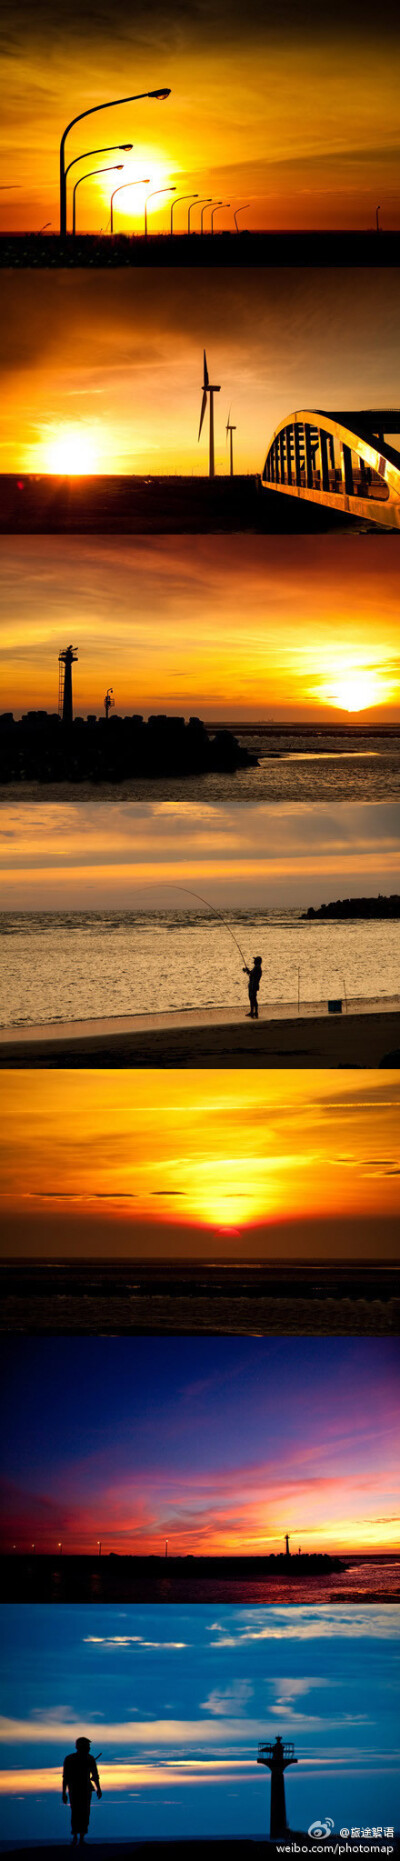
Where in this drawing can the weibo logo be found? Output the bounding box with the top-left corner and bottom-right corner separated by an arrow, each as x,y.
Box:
308,1819 -> 335,1840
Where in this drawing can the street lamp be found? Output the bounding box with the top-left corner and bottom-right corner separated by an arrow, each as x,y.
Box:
188,197 -> 210,232
200,199 -> 213,231
60,89 -> 171,237
144,185 -> 175,237
211,200 -> 230,231
170,193 -> 198,234
234,204 -> 249,231
72,164 -> 124,236
65,143 -> 133,231
110,177 -> 150,235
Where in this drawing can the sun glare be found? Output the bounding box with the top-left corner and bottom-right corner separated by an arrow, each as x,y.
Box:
317,662 -> 397,714
41,427 -> 98,476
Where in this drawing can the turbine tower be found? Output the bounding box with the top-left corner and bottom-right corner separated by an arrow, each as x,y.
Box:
198,349 -> 220,479
58,645 -> 78,727
257,1736 -> 298,1839
226,407 -> 236,477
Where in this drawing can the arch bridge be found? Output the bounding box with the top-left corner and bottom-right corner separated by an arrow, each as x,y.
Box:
261,410 -> 400,527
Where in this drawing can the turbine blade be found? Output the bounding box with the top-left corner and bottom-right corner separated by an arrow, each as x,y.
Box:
198,389 -> 208,439
203,349 -> 209,388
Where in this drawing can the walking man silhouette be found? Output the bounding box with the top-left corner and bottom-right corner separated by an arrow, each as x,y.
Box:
62,1737 -> 102,1845
243,955 -> 262,1018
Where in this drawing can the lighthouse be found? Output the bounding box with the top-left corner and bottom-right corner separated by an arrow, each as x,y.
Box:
257,1735 -> 298,1837
58,645 -> 78,727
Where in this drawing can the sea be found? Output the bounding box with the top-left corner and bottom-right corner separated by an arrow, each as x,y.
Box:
4,723 -> 400,804
0,907 -> 399,1031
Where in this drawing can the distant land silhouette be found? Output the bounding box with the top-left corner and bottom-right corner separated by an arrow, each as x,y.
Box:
0,473 -> 357,535
1,227 -> 399,269
1,1260 -> 398,1337
0,712 -> 256,784
303,894 -> 400,920
0,1550 -> 346,1605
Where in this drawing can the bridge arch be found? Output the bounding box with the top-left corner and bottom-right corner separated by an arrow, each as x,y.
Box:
261,410 -> 400,527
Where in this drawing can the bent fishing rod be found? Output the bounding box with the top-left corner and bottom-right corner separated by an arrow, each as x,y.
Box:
173,882 -> 250,969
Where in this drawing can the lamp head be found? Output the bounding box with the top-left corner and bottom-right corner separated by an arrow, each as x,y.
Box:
121,144 -> 134,151
150,88 -> 171,99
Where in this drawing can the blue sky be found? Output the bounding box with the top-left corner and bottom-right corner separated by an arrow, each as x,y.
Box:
0,1605 -> 399,1843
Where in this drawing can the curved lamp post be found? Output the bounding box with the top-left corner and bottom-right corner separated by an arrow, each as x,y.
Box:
200,199 -> 213,231
60,89 -> 171,237
110,177 -> 150,235
188,196 -> 210,232
211,200 -> 230,231
170,192 -> 198,234
144,185 -> 175,237
234,204 -> 249,231
72,163 -> 124,236
65,143 -> 133,232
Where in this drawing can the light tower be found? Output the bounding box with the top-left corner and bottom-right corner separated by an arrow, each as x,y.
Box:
58,645 -> 78,726
104,688 -> 115,721
198,350 -> 221,479
257,1736 -> 298,1838
285,1533 -> 290,1557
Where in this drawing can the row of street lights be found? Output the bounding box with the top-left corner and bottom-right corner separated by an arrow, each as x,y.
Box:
74,172 -> 247,236
59,88 -> 249,236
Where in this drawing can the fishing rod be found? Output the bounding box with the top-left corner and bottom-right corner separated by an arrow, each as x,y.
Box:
173,883 -> 250,970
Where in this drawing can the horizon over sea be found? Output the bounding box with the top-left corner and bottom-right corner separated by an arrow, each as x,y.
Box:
2,722 -> 400,803
0,907 -> 399,1030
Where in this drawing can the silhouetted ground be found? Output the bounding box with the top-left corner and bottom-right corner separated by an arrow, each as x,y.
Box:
0,715 -> 255,785
1,1007 -> 399,1066
0,1553 -> 347,1605
1,229 -> 399,266
303,895 -> 400,920
0,475 -> 363,534
1,1261 -> 397,1337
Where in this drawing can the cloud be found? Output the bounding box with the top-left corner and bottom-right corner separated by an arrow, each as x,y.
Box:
201,1682 -> 253,1716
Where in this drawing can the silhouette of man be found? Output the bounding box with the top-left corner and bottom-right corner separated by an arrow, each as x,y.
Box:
62,1737 -> 102,1846
243,955 -> 262,1018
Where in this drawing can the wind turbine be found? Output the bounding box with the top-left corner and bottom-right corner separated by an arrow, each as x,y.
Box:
226,407 -> 236,477
198,349 -> 220,479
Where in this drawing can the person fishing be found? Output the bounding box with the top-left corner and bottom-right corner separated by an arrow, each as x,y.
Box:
62,1737 -> 102,1846
174,884 -> 263,1022
243,955 -> 263,1019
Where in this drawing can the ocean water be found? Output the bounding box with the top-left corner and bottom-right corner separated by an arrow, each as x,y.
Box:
0,909 -> 399,1030
5,724 -> 400,804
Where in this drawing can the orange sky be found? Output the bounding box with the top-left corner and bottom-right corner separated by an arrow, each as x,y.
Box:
1,270 -> 400,476
1,1069 -> 399,1260
1,0 -> 400,230
1,535 -> 400,722
0,800 -> 399,909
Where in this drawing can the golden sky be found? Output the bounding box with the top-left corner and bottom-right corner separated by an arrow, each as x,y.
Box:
1,535 -> 400,721
1,0 -> 400,229
1,1069 -> 399,1259
1,270 -> 400,475
0,800 -> 399,907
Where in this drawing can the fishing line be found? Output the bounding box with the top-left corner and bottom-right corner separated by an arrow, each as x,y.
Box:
172,883 -> 250,969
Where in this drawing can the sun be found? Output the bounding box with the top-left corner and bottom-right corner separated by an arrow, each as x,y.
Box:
317,662 -> 397,715
41,427 -> 98,476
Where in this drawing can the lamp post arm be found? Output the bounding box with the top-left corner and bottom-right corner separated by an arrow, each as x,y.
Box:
60,89 -> 170,234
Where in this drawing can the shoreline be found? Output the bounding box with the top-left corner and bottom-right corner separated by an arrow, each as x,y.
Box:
1,1005 -> 399,1067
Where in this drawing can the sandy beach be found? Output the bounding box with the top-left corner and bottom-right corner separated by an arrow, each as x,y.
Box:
1,1005 -> 399,1067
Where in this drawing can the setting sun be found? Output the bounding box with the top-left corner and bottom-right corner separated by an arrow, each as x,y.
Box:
314,656 -> 398,715
40,427 -> 98,476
